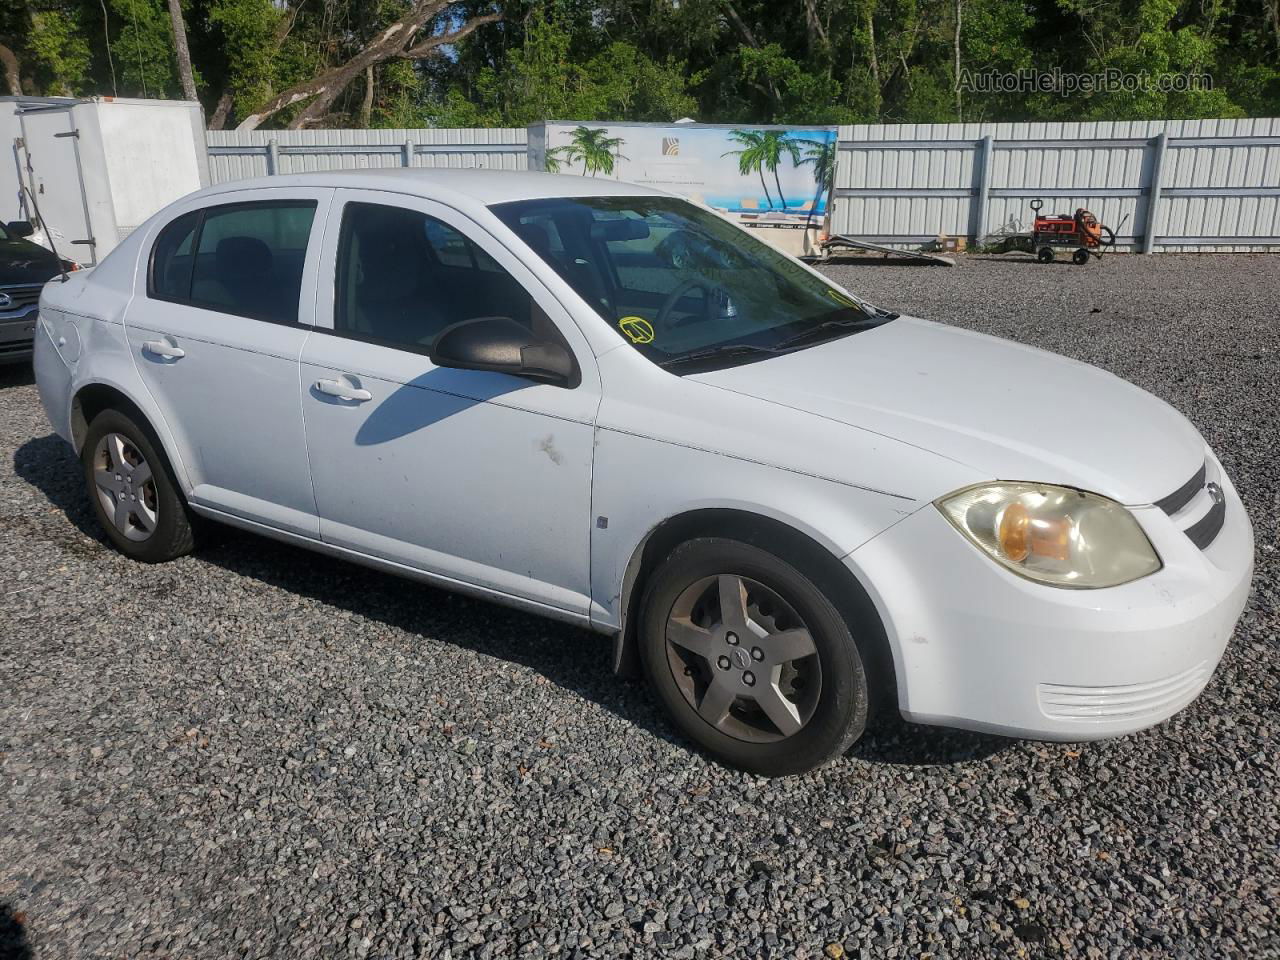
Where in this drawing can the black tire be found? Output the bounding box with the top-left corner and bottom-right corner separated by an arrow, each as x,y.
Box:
1072,247 -> 1091,265
1037,246 -> 1055,263
639,538 -> 868,776
82,408 -> 195,563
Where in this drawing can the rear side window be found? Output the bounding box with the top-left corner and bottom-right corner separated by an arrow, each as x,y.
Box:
148,200 -> 317,325
150,211 -> 200,301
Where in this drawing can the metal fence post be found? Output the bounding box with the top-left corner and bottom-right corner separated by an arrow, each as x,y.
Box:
403,138 -> 414,168
972,134 -> 994,242
1142,132 -> 1168,254
266,139 -> 279,176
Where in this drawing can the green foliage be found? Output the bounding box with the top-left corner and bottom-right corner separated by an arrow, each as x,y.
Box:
27,6 -> 94,94
206,0 -> 284,117
3,0 -> 1279,125
109,0 -> 178,98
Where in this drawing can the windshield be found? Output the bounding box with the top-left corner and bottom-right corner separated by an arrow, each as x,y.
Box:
490,196 -> 894,371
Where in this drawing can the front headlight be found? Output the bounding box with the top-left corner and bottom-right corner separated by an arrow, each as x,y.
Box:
936,482 -> 1161,588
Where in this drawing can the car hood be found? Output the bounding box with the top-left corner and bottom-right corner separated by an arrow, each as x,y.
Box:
0,237 -> 61,285
688,316 -> 1205,505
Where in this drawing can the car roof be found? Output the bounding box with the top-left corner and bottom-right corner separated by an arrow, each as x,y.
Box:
199,168 -> 672,206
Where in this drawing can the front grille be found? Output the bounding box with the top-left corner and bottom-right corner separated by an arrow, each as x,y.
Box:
1156,460 -> 1226,551
0,284 -> 43,312
1038,660 -> 1213,723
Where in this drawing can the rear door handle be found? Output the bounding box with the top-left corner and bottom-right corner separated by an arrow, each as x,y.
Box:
314,377 -> 372,403
142,338 -> 185,360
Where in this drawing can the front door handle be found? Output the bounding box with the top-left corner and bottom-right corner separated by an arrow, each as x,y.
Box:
314,377 -> 372,403
142,338 -> 185,360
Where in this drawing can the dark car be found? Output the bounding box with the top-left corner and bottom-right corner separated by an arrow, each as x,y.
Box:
1,220 -> 66,365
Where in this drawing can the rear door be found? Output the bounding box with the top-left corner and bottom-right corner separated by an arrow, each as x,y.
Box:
124,187 -> 332,537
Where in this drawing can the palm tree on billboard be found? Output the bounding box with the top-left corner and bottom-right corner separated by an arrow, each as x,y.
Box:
543,146 -> 569,173
759,130 -> 803,212
796,138 -> 837,230
562,126 -> 628,176
723,129 -> 775,210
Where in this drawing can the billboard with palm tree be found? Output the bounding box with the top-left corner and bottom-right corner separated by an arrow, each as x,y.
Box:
529,122 -> 838,233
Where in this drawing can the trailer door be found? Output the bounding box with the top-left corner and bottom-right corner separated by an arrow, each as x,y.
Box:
16,106 -> 98,265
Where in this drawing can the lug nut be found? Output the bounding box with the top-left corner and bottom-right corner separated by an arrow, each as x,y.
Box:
717,655 -> 731,670
742,671 -> 756,687
751,647 -> 764,661
725,632 -> 739,645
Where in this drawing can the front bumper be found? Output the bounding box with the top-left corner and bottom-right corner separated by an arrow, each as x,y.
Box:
847,455 -> 1254,740
0,307 -> 38,364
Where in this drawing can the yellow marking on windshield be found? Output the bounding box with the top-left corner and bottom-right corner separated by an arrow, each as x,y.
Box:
618,316 -> 655,344
827,288 -> 859,308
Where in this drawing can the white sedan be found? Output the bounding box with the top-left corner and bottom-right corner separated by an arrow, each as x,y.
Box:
34,170 -> 1253,775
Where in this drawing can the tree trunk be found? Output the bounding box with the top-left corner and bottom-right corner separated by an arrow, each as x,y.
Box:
724,1 -> 783,109
209,89 -> 235,129
758,168 -> 774,209
802,0 -> 828,53
236,3 -> 500,131
953,0 -> 964,121
167,0 -> 198,100
0,42 -> 21,96
864,6 -> 881,118
360,66 -> 375,127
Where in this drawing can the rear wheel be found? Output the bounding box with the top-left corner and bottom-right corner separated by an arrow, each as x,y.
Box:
1072,248 -> 1091,265
82,409 -> 195,563
1037,246 -> 1055,263
639,538 -> 868,775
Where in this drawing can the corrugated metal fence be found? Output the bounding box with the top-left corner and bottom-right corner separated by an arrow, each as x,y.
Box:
207,118 -> 1280,252
833,118 -> 1280,252
205,128 -> 528,181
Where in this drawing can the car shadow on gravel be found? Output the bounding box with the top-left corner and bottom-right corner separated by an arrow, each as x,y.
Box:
12,435 -> 109,549
850,714 -> 1010,766
14,432 -> 1012,769
194,526 -> 1013,768
0,904 -> 33,960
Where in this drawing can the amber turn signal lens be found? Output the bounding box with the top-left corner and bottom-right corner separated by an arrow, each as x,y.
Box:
998,503 -> 1030,562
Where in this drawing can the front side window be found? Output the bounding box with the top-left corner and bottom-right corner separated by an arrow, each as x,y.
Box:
334,202 -> 548,353
148,200 -> 317,325
490,196 -> 895,372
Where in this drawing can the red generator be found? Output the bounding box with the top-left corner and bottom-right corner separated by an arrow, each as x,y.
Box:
1029,199 -> 1116,264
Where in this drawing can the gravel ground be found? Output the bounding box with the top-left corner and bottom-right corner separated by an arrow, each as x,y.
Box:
1,253 -> 1277,960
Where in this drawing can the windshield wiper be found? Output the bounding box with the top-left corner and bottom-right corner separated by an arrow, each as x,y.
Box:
659,342 -> 782,370
773,313 -> 887,351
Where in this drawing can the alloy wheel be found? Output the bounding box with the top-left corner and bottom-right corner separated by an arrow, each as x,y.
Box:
93,432 -> 158,542
664,574 -> 822,743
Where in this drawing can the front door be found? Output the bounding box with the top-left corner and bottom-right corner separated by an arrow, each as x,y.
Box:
299,190 -> 599,616
124,188 -> 331,537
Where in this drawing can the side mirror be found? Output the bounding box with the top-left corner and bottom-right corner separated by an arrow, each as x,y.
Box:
5,220 -> 34,238
430,316 -> 577,386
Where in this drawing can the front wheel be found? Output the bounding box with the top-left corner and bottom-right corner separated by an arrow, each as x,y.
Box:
639,538 -> 868,775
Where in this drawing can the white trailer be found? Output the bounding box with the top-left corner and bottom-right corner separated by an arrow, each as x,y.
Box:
2,96 -> 209,266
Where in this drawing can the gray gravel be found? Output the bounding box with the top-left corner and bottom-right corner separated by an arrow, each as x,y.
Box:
2,252 -> 1278,960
